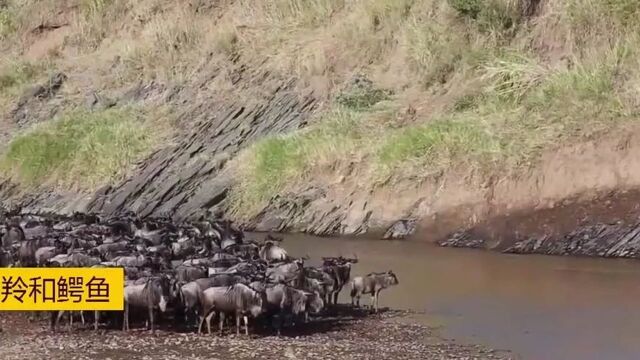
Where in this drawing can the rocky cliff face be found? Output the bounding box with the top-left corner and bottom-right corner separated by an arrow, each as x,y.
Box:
0,66 -> 319,222
439,190 -> 640,259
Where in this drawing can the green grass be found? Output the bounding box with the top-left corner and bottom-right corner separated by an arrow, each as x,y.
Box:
1,107 -> 157,189
376,118 -> 499,171
0,7 -> 14,40
230,108 -> 365,216
0,60 -> 41,94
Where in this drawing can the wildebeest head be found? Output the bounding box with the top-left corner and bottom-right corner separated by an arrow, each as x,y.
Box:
149,275 -> 171,312
386,270 -> 399,286
244,285 -> 265,318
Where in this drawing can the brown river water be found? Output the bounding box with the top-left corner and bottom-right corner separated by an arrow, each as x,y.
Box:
269,233 -> 640,360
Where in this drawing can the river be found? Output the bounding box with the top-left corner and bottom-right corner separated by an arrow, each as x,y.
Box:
272,233 -> 640,360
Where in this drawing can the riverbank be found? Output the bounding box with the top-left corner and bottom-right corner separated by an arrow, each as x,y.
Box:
0,310 -> 514,360
438,188 -> 640,259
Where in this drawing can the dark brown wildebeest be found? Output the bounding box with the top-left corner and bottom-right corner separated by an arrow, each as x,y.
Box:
123,276 -> 171,332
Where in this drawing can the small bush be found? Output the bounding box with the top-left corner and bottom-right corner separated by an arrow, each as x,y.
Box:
476,0 -> 520,33
336,77 -> 391,110
405,16 -> 467,85
481,52 -> 547,102
453,93 -> 486,112
1,107 -> 155,188
448,0 -> 520,34
447,0 -> 482,18
0,61 -> 40,93
603,0 -> 640,27
213,24 -> 239,57
0,7 -> 14,40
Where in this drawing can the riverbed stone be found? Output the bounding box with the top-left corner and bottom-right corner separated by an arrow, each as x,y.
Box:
382,219 -> 417,240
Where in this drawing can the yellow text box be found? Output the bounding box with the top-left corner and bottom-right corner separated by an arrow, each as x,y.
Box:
0,268 -> 124,311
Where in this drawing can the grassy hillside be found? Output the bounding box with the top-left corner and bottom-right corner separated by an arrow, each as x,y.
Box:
0,0 -> 639,215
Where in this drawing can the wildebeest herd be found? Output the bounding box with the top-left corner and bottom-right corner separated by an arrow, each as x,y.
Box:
0,212 -> 399,336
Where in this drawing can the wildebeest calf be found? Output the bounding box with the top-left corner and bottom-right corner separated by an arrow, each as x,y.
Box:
350,270 -> 399,313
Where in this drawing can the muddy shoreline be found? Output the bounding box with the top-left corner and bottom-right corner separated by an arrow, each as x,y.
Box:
0,310 -> 515,360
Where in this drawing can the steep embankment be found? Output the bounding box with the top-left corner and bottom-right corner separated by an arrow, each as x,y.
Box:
1,0 -> 640,257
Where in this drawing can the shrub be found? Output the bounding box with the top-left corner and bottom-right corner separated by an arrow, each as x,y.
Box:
0,7 -> 14,40
336,77 -> 391,110
0,60 -> 40,93
447,0 -> 483,18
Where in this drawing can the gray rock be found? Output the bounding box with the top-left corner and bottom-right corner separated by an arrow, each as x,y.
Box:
382,219 -> 417,240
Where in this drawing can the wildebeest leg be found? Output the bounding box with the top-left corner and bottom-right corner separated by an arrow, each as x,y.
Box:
148,306 -> 155,332
206,311 -> 214,335
243,315 -> 249,336
235,312 -> 241,336
54,311 -> 64,332
197,312 -> 206,335
80,311 -> 85,325
94,311 -> 99,331
50,311 -> 59,332
123,302 -> 129,331
374,290 -> 381,313
333,290 -> 339,306
218,312 -> 225,336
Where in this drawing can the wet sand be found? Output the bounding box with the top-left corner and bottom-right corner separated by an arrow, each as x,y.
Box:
0,309 -> 513,360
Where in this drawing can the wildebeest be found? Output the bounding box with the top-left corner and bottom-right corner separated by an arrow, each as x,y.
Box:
123,276 -> 171,332
322,256 -> 357,305
198,283 -> 264,335
260,283 -> 311,335
350,270 -> 399,312
259,238 -> 289,262
2,222 -> 24,251
212,220 -> 244,250
266,259 -> 305,286
114,254 -> 151,268
0,211 -> 406,339
176,265 -> 208,283
178,281 -> 202,327
35,241 -> 67,266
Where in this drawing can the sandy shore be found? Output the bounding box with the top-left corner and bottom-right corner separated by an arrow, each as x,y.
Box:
0,308 -> 516,360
